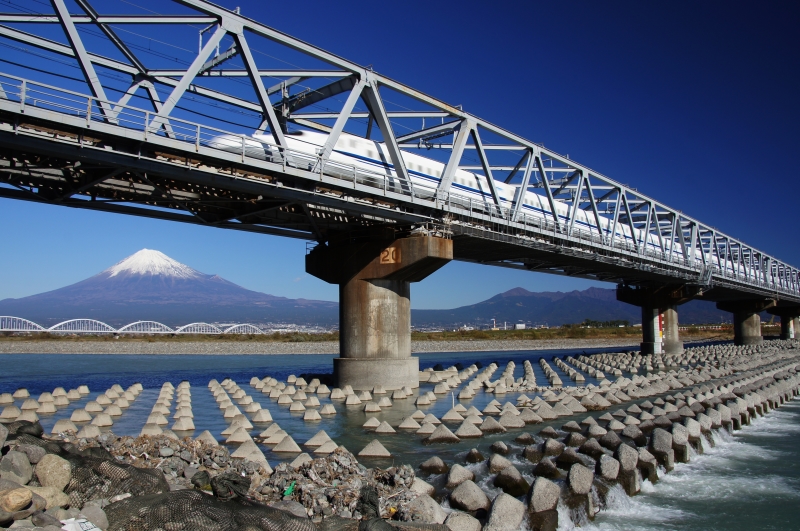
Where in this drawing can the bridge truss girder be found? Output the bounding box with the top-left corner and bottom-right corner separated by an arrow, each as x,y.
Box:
0,0 -> 795,302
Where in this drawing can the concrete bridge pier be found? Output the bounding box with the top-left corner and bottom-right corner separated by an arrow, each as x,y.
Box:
306,231 -> 452,391
617,285 -> 701,355
717,300 -> 776,345
766,306 -> 800,340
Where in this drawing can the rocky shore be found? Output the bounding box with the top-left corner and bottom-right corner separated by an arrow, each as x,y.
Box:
1,340 -> 798,530
0,338 -> 643,355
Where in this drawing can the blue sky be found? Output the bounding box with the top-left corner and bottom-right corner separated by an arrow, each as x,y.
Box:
0,0 -> 798,309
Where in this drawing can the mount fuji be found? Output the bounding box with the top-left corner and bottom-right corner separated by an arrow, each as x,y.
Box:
0,249 -> 338,327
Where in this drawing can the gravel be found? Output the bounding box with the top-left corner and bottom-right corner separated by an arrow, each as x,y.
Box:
0,338 -> 641,355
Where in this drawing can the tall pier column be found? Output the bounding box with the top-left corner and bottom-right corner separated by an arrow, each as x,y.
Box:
766,305 -> 800,340
617,285 -> 702,355
717,300 -> 776,345
307,232 -> 452,390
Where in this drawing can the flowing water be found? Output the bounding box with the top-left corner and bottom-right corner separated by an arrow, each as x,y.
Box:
564,401 -> 800,531
1,348 -> 798,530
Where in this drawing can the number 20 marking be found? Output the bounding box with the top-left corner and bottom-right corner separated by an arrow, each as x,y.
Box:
380,247 -> 400,264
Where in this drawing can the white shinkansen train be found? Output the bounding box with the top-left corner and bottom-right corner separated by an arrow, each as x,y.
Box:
208,130 -> 750,278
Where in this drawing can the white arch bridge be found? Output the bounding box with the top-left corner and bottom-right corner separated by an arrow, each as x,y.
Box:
0,316 -> 269,335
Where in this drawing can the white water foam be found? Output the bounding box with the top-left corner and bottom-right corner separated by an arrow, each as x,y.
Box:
558,401 -> 800,530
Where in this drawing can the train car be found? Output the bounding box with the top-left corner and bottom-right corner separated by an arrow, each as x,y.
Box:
208,130 -> 711,265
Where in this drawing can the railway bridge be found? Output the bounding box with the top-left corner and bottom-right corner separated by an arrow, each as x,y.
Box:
0,0 -> 797,389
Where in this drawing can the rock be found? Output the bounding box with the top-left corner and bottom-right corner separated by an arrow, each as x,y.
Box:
357,440 -> 390,458
528,476 -> 561,513
0,488 -> 31,512
498,412 -> 525,428
465,448 -> 484,463
410,477 -> 435,496
449,480 -> 490,512
649,428 -> 675,470
446,464 -> 474,489
637,448 -> 659,483
488,454 -> 512,473
490,441 -> 509,455
514,433 -> 535,445
528,509 -> 559,531
15,445 -> 46,465
25,486 -> 70,509
542,438 -> 565,457
493,465 -> 530,497
621,424 -> 647,446
568,463 -> 594,495
587,424 -> 608,438
596,455 -> 620,481
484,493 -> 525,531
539,426 -> 559,439
273,436 -> 302,453
523,444 -> 543,463
650,427 -> 673,454
31,510 -> 63,528
615,443 -> 639,472
555,448 -> 583,468
195,430 -> 218,446
0,451 -> 32,485
419,456 -> 448,474
406,494 -> 446,524
532,458 -> 561,479
671,423 -> 689,446
578,438 -> 605,459
444,510 -> 481,531
0,424 -> 6,447
79,506 -> 109,530
159,447 -> 174,458
479,416 -> 506,434
289,453 -> 313,469
425,425 -> 460,444
454,420 -> 483,438
564,432 -> 587,448
599,430 -> 622,451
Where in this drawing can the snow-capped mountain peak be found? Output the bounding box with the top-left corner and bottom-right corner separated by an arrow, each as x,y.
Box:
103,249 -> 202,279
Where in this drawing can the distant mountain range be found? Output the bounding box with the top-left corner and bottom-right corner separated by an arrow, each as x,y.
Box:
411,287 -> 732,328
0,249 -> 737,328
0,249 -> 338,327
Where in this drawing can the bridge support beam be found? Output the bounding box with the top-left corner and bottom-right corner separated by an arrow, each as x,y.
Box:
617,285 -> 703,355
307,232 -> 452,390
766,306 -> 800,340
717,300 -> 776,345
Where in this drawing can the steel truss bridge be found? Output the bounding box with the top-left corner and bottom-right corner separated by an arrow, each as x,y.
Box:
0,316 -> 268,335
0,0 -> 796,306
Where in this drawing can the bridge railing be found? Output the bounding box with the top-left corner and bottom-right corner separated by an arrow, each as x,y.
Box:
1,72 -> 796,298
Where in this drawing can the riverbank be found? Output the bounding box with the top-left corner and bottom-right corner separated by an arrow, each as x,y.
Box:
0,337 -> 727,355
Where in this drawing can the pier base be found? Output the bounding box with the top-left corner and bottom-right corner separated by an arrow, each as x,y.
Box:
717,299 -> 776,346
617,285 -> 702,355
307,232 -> 452,390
